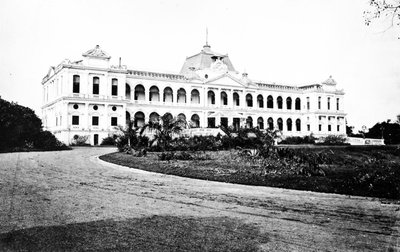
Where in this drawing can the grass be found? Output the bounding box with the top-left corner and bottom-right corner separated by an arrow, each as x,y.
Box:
100,146 -> 400,199
0,216 -> 268,251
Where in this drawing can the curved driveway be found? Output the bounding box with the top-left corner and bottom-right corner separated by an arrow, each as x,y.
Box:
0,147 -> 399,251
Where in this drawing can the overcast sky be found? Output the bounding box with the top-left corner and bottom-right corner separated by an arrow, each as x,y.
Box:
0,0 -> 399,130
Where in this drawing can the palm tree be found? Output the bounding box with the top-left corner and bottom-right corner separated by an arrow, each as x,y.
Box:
141,113 -> 186,151
115,120 -> 140,152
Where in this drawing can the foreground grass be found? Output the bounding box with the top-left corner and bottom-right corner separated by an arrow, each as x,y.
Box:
100,146 -> 400,199
0,216 -> 268,251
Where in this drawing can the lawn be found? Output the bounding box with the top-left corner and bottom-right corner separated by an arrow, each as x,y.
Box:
100,145 -> 400,199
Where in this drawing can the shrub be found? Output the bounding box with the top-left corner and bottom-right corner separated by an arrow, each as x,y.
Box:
101,136 -> 117,146
318,135 -> 349,145
355,160 -> 400,199
279,134 -> 316,145
33,131 -> 69,150
71,135 -> 90,146
158,151 -> 210,161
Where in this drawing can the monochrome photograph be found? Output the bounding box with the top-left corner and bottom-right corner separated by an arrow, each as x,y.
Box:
0,0 -> 399,251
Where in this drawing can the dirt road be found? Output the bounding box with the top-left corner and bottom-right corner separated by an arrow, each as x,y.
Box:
0,147 -> 399,251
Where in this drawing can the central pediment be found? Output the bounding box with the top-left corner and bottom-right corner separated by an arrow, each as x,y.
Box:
205,73 -> 248,88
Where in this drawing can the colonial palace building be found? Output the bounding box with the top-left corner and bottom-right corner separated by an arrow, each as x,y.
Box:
42,44 -> 346,145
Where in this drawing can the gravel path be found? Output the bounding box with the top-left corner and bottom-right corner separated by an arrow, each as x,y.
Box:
0,147 -> 399,251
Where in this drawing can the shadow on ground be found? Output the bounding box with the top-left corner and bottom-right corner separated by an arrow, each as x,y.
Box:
0,215 -> 269,251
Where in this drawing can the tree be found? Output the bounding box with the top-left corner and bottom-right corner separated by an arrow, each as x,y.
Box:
0,97 -> 67,151
365,120 -> 400,144
141,114 -> 186,151
364,0 -> 400,34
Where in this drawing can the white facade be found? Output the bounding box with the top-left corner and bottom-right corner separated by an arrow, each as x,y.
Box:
42,44 -> 346,145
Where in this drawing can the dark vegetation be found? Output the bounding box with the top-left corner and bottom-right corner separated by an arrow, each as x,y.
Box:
101,118 -> 400,199
279,135 -> 316,145
0,97 -> 69,152
347,120 -> 400,144
101,146 -> 400,199
101,116 -> 400,199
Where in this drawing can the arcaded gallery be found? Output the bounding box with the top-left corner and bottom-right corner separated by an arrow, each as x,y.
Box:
42,43 -> 346,145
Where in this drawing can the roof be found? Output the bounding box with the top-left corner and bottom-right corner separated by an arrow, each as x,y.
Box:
180,44 -> 236,75
82,45 -> 111,59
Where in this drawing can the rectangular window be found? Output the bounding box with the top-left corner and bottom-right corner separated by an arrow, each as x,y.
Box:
318,124 -> 322,131
111,117 -> 117,126
72,116 -> 79,125
318,97 -> 321,110
92,116 -> 99,126
93,77 -> 100,95
328,125 -> 331,131
307,124 -> 310,131
112,78 -> 118,96
221,117 -> 228,128
336,98 -> 340,110
73,75 -> 80,93
208,118 -> 216,128
307,97 -> 310,110
327,97 -> 331,110
112,85 -> 118,96
337,125 -> 340,132
93,84 -> 99,95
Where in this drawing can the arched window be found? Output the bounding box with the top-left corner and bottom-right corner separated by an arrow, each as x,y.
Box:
93,77 -> 100,95
163,112 -> 173,122
295,98 -> 301,110
277,96 -> 283,109
220,91 -> 228,105
267,95 -> 273,108
287,118 -> 292,131
149,86 -> 160,102
277,118 -> 283,131
163,87 -> 173,102
73,75 -> 80,93
134,84 -> 145,101
177,88 -> 186,103
149,112 -> 160,123
296,119 -> 301,131
208,90 -> 215,105
268,117 -> 274,130
286,97 -> 292,110
233,92 -> 240,106
257,95 -> 264,108
111,78 -> 118,96
246,116 -> 253,128
246,94 -> 253,107
178,113 -> 186,121
191,114 -> 200,128
257,117 -> 264,129
125,84 -> 131,100
191,89 -> 200,104
134,112 -> 145,127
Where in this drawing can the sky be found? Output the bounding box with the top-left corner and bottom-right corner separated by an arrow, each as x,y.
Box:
0,0 -> 399,131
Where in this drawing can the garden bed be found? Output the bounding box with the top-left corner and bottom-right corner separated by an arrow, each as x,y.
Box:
100,146 -> 400,199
